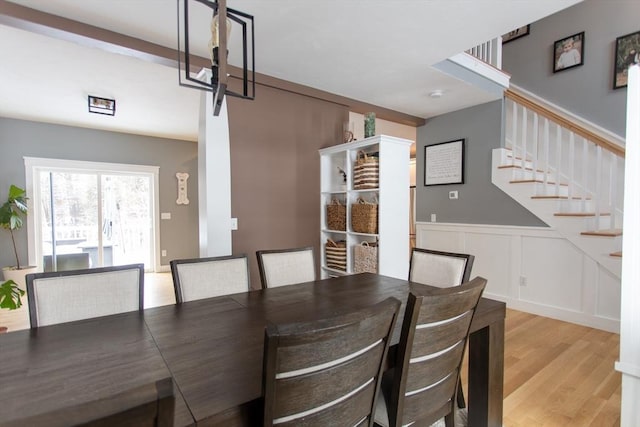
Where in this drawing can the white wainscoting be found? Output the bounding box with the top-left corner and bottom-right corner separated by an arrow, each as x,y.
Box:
416,222 -> 620,333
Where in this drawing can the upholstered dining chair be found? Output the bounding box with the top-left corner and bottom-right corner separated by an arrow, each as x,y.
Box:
374,277 -> 486,427
409,248 -> 475,288
170,254 -> 250,303
408,248 -> 475,408
26,263 -> 144,328
2,377 -> 175,427
262,297 -> 400,427
256,246 -> 316,289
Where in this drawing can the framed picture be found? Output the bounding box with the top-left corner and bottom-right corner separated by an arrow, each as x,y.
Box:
553,32 -> 585,73
424,139 -> 465,186
502,25 -> 530,44
613,30 -> 640,89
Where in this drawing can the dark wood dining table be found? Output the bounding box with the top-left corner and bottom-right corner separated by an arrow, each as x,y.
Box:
0,273 -> 505,427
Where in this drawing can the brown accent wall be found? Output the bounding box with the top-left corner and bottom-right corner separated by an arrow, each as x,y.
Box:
228,85 -> 348,289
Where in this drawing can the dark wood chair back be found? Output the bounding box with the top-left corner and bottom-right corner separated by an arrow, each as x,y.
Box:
409,248 -> 475,287
170,254 -> 250,303
256,246 -> 316,289
381,277 -> 486,427
2,377 -> 175,427
26,263 -> 145,328
262,297 -> 401,426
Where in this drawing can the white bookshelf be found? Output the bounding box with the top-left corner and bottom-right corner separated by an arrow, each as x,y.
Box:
319,135 -> 412,279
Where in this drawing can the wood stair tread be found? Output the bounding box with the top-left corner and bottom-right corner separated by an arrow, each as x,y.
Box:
510,179 -> 568,186
581,229 -> 623,237
498,165 -> 547,173
610,251 -> 622,257
554,212 -> 611,217
531,195 -> 591,200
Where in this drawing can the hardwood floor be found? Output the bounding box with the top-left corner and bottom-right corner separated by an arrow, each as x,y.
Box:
0,274 -> 621,426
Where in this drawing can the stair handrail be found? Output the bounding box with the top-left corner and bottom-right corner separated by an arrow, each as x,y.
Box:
504,85 -> 625,232
505,87 -> 625,157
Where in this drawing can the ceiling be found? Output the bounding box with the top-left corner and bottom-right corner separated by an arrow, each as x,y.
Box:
0,0 -> 582,141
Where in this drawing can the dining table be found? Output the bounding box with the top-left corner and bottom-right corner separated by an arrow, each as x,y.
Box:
0,273 -> 505,427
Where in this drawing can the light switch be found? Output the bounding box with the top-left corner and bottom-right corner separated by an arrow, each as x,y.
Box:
431,213 -> 437,222
231,218 -> 238,230
161,212 -> 171,220
449,191 -> 458,200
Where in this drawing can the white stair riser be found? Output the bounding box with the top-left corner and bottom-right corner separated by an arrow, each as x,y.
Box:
492,148 -> 622,278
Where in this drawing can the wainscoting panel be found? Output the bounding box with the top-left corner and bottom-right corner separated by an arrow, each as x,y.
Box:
416,222 -> 620,333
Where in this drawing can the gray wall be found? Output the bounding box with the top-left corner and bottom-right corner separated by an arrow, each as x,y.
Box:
502,0 -> 637,136
416,101 -> 546,226
0,117 -> 199,270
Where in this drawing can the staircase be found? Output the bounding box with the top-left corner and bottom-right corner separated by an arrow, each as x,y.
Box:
492,87 -> 625,278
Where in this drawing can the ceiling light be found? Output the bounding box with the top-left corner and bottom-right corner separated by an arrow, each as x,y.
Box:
177,0 -> 255,116
429,90 -> 444,98
88,96 -> 115,116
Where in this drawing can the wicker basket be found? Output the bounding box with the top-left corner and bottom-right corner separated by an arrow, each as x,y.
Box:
325,239 -> 347,271
351,197 -> 378,234
353,151 -> 379,190
326,198 -> 346,231
354,241 -> 378,273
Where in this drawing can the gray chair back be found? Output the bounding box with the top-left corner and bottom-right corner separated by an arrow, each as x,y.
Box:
256,246 -> 316,289
262,297 -> 400,426
170,254 -> 250,303
26,264 -> 144,328
375,277 -> 486,427
409,248 -> 474,288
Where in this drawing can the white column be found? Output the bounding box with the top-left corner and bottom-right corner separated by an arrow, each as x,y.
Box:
616,64 -> 640,426
197,91 -> 232,257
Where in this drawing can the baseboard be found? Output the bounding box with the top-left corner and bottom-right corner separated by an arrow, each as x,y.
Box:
485,292 -> 620,334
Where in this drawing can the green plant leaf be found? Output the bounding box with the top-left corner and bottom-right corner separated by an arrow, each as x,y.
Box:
0,279 -> 25,310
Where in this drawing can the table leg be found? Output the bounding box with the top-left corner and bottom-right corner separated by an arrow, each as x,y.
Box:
468,319 -> 505,427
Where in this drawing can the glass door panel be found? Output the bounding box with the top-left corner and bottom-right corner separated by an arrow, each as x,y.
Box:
40,171 -> 98,271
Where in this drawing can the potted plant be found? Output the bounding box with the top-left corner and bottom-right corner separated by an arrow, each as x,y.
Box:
0,185 -> 37,286
0,279 -> 25,333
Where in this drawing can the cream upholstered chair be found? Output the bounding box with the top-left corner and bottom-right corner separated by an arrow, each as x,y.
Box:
3,377 -> 175,427
409,248 -> 475,288
408,248 -> 475,409
262,297 -> 400,426
256,246 -> 316,289
374,278 -> 486,427
170,254 -> 250,303
26,264 -> 144,328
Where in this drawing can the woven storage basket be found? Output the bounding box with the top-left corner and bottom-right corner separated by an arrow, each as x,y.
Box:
326,198 -> 346,231
353,151 -> 379,190
351,197 -> 378,234
325,239 -> 347,271
354,241 -> 378,273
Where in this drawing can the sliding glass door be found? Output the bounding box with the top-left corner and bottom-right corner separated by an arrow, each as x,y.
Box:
25,158 -> 159,272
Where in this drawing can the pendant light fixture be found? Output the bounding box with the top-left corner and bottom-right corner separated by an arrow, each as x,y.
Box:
177,0 -> 255,116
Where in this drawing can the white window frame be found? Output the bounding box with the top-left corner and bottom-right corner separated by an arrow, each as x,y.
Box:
24,157 -> 161,272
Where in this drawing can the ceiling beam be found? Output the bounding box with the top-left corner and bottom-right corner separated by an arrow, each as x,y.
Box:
0,0 -> 425,126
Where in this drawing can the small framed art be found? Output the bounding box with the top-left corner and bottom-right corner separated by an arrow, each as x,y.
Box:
553,32 -> 584,73
424,139 -> 465,186
502,25 -> 530,44
613,30 -> 640,89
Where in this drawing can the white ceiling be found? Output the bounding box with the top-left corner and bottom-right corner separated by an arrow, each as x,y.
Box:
0,0 -> 582,141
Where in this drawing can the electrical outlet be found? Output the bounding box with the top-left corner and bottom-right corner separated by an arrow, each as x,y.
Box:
431,213 -> 437,222
449,190 -> 458,200
519,276 -> 527,286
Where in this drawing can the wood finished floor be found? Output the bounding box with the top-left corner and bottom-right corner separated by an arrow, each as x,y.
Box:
0,273 -> 621,426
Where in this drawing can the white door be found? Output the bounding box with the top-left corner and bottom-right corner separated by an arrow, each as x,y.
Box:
25,158 -> 160,272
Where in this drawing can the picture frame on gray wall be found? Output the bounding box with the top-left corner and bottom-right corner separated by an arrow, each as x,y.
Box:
613,30 -> 640,90
424,139 -> 465,186
553,32 -> 585,73
502,25 -> 530,44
